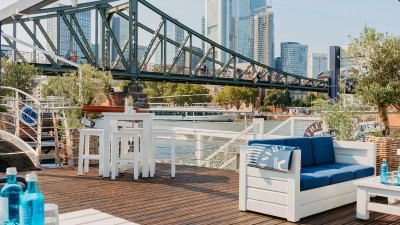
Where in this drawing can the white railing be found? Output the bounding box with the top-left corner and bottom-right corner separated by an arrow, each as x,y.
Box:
0,86 -> 43,159
264,116 -> 321,138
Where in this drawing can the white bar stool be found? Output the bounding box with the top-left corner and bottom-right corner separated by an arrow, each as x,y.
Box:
151,129 -> 176,178
111,129 -> 142,180
78,129 -> 104,176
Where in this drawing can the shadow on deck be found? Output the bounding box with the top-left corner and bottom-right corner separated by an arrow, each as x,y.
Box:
4,164 -> 399,225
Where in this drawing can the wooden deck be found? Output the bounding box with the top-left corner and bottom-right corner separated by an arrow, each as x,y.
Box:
6,164 -> 400,224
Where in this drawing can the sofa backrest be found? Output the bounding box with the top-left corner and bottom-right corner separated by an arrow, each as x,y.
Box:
248,136 -> 335,167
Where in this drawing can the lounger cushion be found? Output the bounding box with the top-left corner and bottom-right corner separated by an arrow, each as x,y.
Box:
318,163 -> 375,179
284,138 -> 314,167
248,139 -> 285,146
310,137 -> 336,165
301,166 -> 354,185
300,172 -> 330,191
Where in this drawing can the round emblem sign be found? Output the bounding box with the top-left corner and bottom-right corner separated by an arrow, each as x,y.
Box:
304,122 -> 323,137
20,106 -> 38,126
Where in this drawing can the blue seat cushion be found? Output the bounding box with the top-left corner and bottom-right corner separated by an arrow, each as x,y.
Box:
318,163 -> 375,179
301,166 -> 354,185
248,139 -> 285,146
284,138 -> 314,167
300,172 -> 330,191
310,137 -> 336,165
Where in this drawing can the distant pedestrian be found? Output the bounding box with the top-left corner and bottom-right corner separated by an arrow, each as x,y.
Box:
71,52 -> 77,62
64,50 -> 71,60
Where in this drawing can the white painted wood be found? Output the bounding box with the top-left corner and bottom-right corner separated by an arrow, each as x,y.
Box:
246,199 -> 287,218
300,180 -> 357,205
247,187 -> 288,205
299,192 -> 356,219
334,154 -> 367,166
367,202 -> 400,216
59,208 -> 138,225
287,150 -> 301,222
334,148 -> 367,156
357,186 -> 370,220
247,176 -> 288,193
59,208 -> 99,221
238,146 -> 248,211
246,166 -> 294,181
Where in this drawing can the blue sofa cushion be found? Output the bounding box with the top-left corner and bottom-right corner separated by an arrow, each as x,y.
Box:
318,163 -> 375,179
301,166 -> 354,185
249,139 -> 285,146
310,137 -> 336,165
284,138 -> 314,167
300,172 -> 330,191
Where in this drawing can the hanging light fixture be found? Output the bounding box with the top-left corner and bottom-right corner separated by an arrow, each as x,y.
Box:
71,0 -> 78,8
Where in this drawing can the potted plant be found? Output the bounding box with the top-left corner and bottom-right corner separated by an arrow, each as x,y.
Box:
345,27 -> 400,172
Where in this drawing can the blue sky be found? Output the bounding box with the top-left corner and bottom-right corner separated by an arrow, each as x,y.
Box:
2,0 -> 400,57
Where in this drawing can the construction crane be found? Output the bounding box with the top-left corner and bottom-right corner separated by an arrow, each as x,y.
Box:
254,1 -> 272,66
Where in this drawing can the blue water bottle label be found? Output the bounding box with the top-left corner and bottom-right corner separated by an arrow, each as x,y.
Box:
19,206 -> 31,225
1,197 -> 9,221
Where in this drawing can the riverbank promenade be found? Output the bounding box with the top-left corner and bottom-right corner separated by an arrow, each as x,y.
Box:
5,164 -> 398,224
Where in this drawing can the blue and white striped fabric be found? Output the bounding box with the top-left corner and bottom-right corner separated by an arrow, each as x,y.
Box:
247,144 -> 299,172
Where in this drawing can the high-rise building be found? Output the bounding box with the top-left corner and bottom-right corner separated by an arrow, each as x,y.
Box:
185,46 -> 203,68
46,3 -> 91,60
307,53 -> 328,79
281,42 -> 308,77
205,0 -> 238,62
275,57 -> 282,70
201,15 -> 206,54
155,20 -> 184,66
251,12 -> 274,66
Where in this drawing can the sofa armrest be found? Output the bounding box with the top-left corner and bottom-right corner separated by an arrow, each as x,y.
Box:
333,141 -> 376,170
239,145 -> 301,212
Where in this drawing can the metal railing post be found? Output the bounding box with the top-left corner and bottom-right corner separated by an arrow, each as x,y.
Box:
36,106 -> 42,162
15,91 -> 20,137
290,118 -> 295,137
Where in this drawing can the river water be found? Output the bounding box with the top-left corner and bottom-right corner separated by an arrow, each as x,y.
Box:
152,119 -> 283,165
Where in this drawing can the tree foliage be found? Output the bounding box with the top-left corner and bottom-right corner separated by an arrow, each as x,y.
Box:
42,64 -> 114,106
214,86 -> 259,109
142,81 -> 212,105
346,27 -> 400,136
264,89 -> 292,111
1,57 -> 38,95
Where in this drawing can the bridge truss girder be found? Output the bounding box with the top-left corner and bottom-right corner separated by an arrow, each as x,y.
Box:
2,0 -> 329,93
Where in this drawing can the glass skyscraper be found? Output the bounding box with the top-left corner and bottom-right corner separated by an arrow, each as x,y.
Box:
155,20 -> 184,66
281,42 -> 308,77
307,53 -> 328,79
46,3 -> 91,61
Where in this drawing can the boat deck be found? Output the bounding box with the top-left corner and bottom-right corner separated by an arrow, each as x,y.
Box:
5,164 -> 400,224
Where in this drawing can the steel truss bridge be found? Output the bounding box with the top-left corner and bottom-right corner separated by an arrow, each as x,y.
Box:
1,0 -> 329,92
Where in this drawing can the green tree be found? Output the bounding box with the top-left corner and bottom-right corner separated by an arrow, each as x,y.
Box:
143,81 -> 212,105
304,93 -> 317,107
1,57 -> 38,95
284,90 -> 292,107
42,64 -> 114,106
214,86 -> 259,109
346,27 -> 400,136
293,98 -> 305,107
264,89 -> 284,112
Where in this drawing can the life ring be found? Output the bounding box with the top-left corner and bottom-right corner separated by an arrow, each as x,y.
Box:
20,106 -> 38,126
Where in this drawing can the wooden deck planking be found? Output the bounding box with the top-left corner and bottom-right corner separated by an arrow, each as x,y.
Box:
2,164 -> 399,224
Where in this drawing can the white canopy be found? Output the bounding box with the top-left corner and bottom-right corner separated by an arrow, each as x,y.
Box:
0,0 -> 57,24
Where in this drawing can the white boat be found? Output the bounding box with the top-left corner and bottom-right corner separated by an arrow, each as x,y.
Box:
148,103 -> 236,122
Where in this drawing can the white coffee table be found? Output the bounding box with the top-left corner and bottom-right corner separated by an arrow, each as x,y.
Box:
354,176 -> 400,220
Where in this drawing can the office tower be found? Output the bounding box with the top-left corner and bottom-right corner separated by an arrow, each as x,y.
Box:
281,42 -> 308,77
307,53 -> 328,79
155,20 -> 184,66
275,57 -> 282,70
46,3 -> 91,60
185,46 -> 203,68
201,15 -> 206,54
205,0 -> 238,62
251,12 -> 274,66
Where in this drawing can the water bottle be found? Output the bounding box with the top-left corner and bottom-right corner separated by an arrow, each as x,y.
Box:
19,174 -> 44,225
0,167 -> 23,224
381,159 -> 388,184
398,163 -> 400,186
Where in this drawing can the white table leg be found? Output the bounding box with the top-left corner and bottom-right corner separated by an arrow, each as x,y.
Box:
141,118 -> 151,178
78,133 -> 84,176
357,186 -> 370,220
103,117 -> 110,177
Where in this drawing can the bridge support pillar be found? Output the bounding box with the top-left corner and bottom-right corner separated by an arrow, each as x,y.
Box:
329,46 -> 341,99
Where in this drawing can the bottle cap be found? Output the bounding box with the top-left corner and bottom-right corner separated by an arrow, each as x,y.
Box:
26,173 -> 38,182
6,167 -> 17,175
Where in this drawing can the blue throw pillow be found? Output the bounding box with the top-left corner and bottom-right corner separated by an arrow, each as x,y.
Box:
310,137 -> 335,165
284,138 -> 314,167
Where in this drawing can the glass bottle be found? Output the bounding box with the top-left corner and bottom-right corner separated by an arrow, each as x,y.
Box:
381,159 -> 388,184
19,174 -> 44,225
0,167 -> 23,224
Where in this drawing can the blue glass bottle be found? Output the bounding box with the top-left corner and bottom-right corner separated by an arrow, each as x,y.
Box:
398,163 -> 400,186
19,174 -> 44,225
381,159 -> 388,184
0,167 -> 23,224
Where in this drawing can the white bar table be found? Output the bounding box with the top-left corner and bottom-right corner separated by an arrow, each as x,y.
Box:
102,112 -> 154,178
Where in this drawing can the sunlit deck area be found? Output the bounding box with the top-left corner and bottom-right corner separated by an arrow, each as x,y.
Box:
3,164 -> 398,225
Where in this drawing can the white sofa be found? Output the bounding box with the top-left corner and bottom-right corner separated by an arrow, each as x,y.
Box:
239,140 -> 376,222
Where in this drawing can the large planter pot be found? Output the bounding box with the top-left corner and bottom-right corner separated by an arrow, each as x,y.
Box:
61,128 -> 99,166
365,136 -> 400,175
